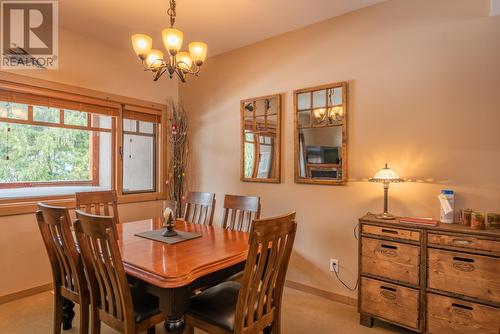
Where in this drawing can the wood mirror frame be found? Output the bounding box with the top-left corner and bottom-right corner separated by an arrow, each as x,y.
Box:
294,82 -> 347,185
240,94 -> 281,183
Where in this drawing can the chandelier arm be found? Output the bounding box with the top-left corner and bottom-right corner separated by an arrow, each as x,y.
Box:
174,60 -> 200,75
187,64 -> 201,75
175,62 -> 201,76
175,68 -> 186,83
142,62 -> 201,81
153,68 -> 166,81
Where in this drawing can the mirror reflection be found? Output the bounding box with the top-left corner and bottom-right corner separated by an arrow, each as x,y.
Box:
241,95 -> 281,183
295,82 -> 347,184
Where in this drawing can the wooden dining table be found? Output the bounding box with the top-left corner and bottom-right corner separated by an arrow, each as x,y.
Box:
63,218 -> 250,333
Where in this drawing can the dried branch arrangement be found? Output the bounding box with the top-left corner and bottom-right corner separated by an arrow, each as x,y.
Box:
166,101 -> 188,215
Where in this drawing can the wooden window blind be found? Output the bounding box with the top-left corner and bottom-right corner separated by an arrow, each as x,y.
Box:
0,89 -> 119,117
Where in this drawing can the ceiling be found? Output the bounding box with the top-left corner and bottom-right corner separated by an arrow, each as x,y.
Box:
60,0 -> 384,57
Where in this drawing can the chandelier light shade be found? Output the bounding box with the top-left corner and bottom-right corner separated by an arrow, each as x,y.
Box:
188,42 -> 208,65
176,51 -> 192,71
313,108 -> 326,120
162,28 -> 184,55
131,34 -> 153,59
146,49 -> 164,69
131,0 -> 207,82
329,106 -> 343,117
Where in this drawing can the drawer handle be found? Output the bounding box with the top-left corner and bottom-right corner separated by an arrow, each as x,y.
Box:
452,257 -> 475,272
379,244 -> 398,257
452,238 -> 474,246
379,286 -> 397,300
381,229 -> 398,235
451,303 -> 473,318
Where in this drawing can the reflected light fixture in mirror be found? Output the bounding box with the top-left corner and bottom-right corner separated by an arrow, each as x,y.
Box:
241,94 -> 282,183
294,81 -> 348,185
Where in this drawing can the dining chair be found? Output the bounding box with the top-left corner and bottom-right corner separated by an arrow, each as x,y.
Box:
184,212 -> 297,334
36,203 -> 90,334
74,210 -> 164,334
75,190 -> 120,238
183,191 -> 216,225
222,194 -> 261,232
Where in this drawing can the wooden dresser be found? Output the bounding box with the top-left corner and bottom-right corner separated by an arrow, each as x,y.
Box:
358,214 -> 500,334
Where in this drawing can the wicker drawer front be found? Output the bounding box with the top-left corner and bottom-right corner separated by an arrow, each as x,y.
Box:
362,224 -> 420,242
428,248 -> 500,303
360,277 -> 419,330
427,293 -> 500,334
361,237 -> 420,285
428,233 -> 500,254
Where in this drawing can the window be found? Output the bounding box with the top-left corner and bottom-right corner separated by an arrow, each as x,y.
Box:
0,81 -> 166,214
122,116 -> 158,194
0,101 -> 113,198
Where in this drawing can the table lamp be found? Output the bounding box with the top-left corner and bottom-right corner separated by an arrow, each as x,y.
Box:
369,163 -> 405,220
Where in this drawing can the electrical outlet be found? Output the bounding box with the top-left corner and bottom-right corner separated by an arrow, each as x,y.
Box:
330,258 -> 339,273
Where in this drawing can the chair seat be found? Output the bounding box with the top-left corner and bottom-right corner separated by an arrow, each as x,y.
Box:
131,287 -> 162,323
187,281 -> 241,331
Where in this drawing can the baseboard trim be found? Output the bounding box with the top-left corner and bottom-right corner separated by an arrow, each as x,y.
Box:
0,283 -> 53,305
0,281 -> 356,306
285,280 -> 357,307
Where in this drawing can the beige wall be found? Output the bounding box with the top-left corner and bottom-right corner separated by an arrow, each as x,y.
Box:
0,28 -> 177,297
180,0 -> 500,299
1,28 -> 177,104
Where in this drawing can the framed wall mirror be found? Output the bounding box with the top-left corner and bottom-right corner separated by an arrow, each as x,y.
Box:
240,94 -> 281,183
294,82 -> 347,185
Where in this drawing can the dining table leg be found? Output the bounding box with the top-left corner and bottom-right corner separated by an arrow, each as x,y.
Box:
157,287 -> 190,334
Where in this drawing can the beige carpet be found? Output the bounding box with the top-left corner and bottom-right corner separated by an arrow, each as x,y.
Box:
0,287 -> 411,333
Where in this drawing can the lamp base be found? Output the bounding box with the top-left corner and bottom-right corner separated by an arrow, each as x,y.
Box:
376,212 -> 396,220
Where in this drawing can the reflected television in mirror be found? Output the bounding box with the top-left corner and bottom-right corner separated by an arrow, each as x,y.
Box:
294,82 -> 347,185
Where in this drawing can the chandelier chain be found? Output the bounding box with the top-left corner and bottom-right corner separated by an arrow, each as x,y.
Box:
167,0 -> 176,27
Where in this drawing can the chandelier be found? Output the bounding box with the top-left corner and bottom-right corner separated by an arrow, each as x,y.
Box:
131,0 -> 207,83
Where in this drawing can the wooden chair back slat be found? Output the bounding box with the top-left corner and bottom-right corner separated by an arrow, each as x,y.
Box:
51,224 -> 74,289
36,203 -> 85,294
222,195 -> 261,232
76,190 -> 120,238
183,191 -> 216,225
74,210 -> 134,325
233,212 -> 297,333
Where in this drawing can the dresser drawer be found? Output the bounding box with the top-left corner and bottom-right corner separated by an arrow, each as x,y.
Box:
360,277 -> 420,330
428,233 -> 500,254
427,293 -> 500,334
428,248 -> 500,303
361,237 -> 420,285
362,224 -> 420,242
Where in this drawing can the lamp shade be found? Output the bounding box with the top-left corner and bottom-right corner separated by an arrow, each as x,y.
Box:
162,28 -> 184,55
176,51 -> 193,71
369,163 -> 404,182
145,49 -> 164,69
131,34 -> 153,59
188,42 -> 207,65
